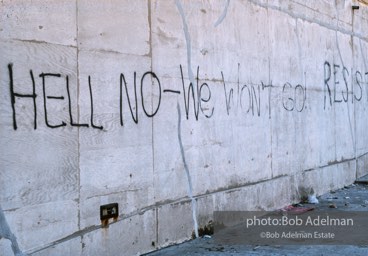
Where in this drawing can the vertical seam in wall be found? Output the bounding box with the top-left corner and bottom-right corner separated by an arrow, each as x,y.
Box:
148,0 -> 154,195
334,1 -> 356,170
358,35 -> 368,177
351,7 -> 357,179
147,0 -> 157,246
290,18 -> 300,194
155,207 -> 158,248
334,2 -> 340,163
76,0 -> 81,242
293,15 -> 298,169
266,2 -> 273,179
352,7 -> 355,179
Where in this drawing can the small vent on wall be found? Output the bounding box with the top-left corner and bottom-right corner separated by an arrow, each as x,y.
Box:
100,203 -> 119,227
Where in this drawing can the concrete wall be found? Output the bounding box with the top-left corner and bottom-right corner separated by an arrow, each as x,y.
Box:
0,0 -> 367,255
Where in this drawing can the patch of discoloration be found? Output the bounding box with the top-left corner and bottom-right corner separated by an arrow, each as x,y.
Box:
214,0 -> 230,27
0,205 -> 27,256
177,104 -> 199,238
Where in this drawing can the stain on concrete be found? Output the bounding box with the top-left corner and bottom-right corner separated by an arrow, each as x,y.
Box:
177,104 -> 199,238
214,0 -> 230,27
0,205 -> 27,256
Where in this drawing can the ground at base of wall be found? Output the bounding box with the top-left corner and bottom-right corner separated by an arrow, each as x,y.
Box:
145,183 -> 368,256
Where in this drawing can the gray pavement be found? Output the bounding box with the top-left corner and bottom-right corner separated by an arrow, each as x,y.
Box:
145,183 -> 368,256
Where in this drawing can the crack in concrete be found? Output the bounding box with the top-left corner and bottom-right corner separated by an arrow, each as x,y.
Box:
12,38 -> 77,48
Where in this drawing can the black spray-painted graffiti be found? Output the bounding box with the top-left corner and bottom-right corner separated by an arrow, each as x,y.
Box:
6,61 -> 368,130
324,61 -> 368,109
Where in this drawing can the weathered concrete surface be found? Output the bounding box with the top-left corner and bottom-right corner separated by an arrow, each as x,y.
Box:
0,0 -> 368,255
145,183 -> 368,256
